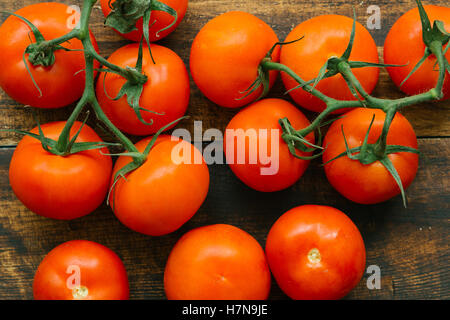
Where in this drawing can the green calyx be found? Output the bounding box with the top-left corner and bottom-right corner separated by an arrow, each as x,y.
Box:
4,12 -> 81,96
105,0 -> 178,58
100,39 -> 163,126
279,117 -> 326,161
323,114 -> 419,207
107,115 -> 188,209
239,37 -> 304,101
5,12 -> 55,67
400,1 -> 450,90
105,0 -> 177,35
5,111 -> 120,157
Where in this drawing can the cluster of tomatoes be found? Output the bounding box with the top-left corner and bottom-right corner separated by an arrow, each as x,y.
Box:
0,0 -> 448,300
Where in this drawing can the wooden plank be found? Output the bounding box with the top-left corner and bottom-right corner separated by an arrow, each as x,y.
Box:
0,138 -> 448,299
0,0 -> 449,147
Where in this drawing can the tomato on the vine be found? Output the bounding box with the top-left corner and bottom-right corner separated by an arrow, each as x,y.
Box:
0,2 -> 99,108
280,14 -> 379,113
100,0 -> 188,42
224,98 -> 314,192
384,5 -> 450,99
33,240 -> 129,300
96,43 -> 189,136
322,108 -> 418,204
164,224 -> 271,300
266,205 -> 366,300
110,135 -> 209,236
190,11 -> 280,108
9,121 -> 112,220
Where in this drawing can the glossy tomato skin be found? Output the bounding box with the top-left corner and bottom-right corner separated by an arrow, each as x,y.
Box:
0,2 -> 99,108
111,135 -> 209,236
33,240 -> 129,300
266,205 -> 366,300
384,5 -> 450,100
100,0 -> 188,42
164,224 -> 271,300
323,108 -> 418,204
96,43 -> 189,135
224,98 -> 314,192
9,121 -> 112,220
281,15 -> 379,113
190,11 -> 280,108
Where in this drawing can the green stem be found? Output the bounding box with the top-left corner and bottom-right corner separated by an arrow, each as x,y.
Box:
374,108 -> 396,157
88,44 -> 148,85
41,29 -> 79,48
429,40 -> 447,100
90,97 -> 141,158
261,60 -> 361,107
337,62 -> 388,110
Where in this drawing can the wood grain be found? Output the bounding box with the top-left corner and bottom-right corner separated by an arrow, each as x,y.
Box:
0,138 -> 448,299
0,0 -> 448,300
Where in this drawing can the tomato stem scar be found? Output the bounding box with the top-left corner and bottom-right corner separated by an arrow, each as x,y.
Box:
307,248 -> 321,264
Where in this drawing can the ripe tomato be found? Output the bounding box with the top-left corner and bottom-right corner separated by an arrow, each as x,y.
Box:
164,224 -> 271,300
9,121 -> 112,220
110,135 -> 209,236
0,2 -> 99,108
224,98 -> 314,192
33,240 -> 129,300
323,108 -> 418,204
100,0 -> 188,42
266,205 -> 366,300
280,15 -> 379,113
384,5 -> 450,100
96,43 -> 189,136
190,11 -> 280,108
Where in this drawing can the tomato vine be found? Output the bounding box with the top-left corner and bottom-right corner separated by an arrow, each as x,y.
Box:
254,1 -> 449,205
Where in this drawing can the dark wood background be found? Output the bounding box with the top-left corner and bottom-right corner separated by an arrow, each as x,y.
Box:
0,0 -> 448,300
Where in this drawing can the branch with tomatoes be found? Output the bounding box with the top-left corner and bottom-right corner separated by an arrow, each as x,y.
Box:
247,1 -> 449,207
190,1 -> 449,207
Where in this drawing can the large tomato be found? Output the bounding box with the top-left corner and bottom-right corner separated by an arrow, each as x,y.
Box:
33,240 -> 129,300
0,2 -> 99,108
190,11 -> 280,108
164,224 -> 271,300
100,0 -> 188,42
110,135 -> 209,236
323,108 -> 418,204
96,43 -> 189,135
224,98 -> 314,192
9,121 -> 112,220
384,5 -> 450,100
280,15 -> 379,113
266,205 -> 366,300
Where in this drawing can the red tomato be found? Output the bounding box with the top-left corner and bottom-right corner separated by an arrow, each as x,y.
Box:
110,135 -> 209,236
266,205 -> 366,300
96,43 -> 190,136
9,121 -> 112,220
33,240 -> 129,300
0,2 -> 99,108
190,11 -> 280,108
384,5 -> 450,100
164,224 -> 271,300
323,108 -> 418,204
224,98 -> 314,192
100,0 -> 188,42
280,15 -> 379,113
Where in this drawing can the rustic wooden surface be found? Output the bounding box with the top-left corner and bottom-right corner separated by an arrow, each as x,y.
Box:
0,0 -> 449,300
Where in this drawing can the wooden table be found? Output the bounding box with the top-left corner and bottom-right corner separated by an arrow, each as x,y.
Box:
0,0 -> 448,300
